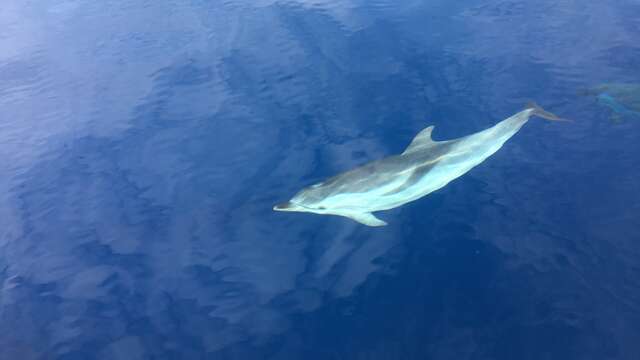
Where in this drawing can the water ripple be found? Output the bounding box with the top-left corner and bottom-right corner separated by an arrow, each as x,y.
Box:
1,0 -> 639,359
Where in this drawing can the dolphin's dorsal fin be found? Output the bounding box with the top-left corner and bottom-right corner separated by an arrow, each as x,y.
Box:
402,126 -> 437,155
346,212 -> 388,227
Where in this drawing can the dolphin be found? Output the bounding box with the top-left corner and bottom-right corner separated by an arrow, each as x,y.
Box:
274,103 -> 567,226
579,83 -> 640,123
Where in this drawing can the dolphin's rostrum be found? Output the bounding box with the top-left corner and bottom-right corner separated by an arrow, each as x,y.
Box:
274,103 -> 567,226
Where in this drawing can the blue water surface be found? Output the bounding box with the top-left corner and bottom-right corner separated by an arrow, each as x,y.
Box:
2,1 -> 640,359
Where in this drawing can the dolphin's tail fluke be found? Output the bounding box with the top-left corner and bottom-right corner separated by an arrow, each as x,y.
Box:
526,102 -> 571,122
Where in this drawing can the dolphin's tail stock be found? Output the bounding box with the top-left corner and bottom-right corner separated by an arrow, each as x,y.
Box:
526,102 -> 571,122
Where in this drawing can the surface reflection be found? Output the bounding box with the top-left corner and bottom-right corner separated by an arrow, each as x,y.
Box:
1,0 -> 639,359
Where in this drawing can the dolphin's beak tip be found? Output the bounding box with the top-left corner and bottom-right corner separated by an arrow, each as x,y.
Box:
273,202 -> 292,211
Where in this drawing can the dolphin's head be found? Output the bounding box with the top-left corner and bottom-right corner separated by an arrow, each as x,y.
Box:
272,201 -> 307,212
273,182 -> 331,214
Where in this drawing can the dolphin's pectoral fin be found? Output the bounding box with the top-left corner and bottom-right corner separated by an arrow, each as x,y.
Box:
402,125 -> 438,155
345,212 -> 388,227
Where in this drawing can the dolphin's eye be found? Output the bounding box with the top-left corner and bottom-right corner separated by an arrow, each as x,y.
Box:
318,206 -> 326,210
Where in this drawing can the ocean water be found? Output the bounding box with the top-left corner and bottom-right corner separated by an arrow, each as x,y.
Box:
1,1 -> 640,359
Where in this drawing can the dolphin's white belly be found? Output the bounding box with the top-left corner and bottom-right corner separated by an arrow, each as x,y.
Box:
322,170 -> 415,211
390,141 -> 503,205
365,148 -> 495,211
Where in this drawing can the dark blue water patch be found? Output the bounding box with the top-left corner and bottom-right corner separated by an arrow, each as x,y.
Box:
599,45 -> 640,70
215,237 -> 568,359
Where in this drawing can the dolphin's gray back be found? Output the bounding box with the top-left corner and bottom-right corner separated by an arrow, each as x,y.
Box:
316,140 -> 456,197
